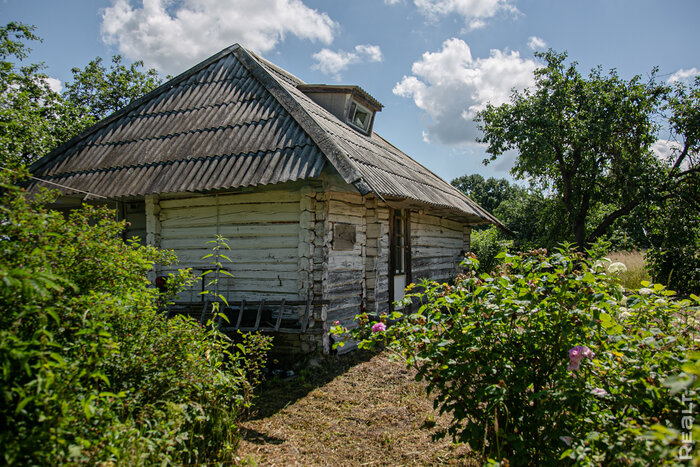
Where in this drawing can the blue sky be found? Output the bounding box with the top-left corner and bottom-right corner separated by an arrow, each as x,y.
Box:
2,0 -> 699,182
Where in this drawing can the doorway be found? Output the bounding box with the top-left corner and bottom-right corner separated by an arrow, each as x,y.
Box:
389,208 -> 411,306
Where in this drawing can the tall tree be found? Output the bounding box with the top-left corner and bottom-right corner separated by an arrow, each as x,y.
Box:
64,55 -> 162,121
476,51 -> 670,250
0,22 -> 163,168
451,174 -> 525,214
644,77 -> 700,293
0,22 -> 89,168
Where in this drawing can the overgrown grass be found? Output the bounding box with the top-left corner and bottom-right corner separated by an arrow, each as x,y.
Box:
606,250 -> 652,290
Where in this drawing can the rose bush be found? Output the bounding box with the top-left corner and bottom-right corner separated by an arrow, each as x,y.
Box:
333,246 -> 699,465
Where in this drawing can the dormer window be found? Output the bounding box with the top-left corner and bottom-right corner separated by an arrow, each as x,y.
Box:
348,101 -> 373,133
297,84 -> 383,135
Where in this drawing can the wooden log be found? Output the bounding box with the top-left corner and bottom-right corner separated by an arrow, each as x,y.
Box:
275,299 -> 285,331
159,190 -> 301,209
236,300 -> 246,329
254,299 -> 264,330
301,295 -> 312,332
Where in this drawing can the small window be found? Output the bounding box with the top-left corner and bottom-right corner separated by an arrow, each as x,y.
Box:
347,101 -> 373,133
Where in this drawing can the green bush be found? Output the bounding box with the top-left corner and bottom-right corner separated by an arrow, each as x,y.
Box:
0,175 -> 271,464
469,226 -> 512,274
334,246 -> 699,465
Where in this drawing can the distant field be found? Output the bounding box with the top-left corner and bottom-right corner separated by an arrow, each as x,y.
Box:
606,250 -> 651,290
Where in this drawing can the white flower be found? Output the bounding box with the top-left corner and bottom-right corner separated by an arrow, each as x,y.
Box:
608,262 -> 627,274
591,388 -> 608,397
559,436 -> 572,446
639,288 -> 654,295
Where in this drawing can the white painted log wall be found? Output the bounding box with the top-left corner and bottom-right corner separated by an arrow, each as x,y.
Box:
323,192 -> 367,329
365,201 -> 390,315
157,188 -> 302,302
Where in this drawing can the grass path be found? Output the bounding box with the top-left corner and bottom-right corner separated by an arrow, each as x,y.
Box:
237,351 -> 477,466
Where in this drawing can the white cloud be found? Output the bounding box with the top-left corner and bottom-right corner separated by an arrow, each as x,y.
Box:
393,38 -> 537,145
668,67 -> 699,84
385,0 -> 403,4
101,0 -> 337,75
312,44 -> 383,79
43,77 -> 63,93
414,0 -> 518,29
652,139 -> 686,166
468,18 -> 487,30
527,36 -> 546,50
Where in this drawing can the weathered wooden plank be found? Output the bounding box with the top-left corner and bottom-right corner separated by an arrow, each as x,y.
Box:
162,223 -> 299,239
412,246 -> 462,258
328,270 -> 364,285
275,299 -> 285,331
235,300 -> 246,329
161,211 -> 300,228
410,230 -> 463,242
161,235 -> 299,250
166,277 -> 299,294
254,300 -> 264,330
159,190 -> 301,209
327,191 -> 364,204
170,268 -> 300,280
411,255 -> 456,267
174,248 -> 298,263
327,254 -> 363,269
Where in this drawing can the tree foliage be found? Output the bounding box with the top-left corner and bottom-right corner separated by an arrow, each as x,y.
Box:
0,22 -> 162,168
64,54 -> 161,121
0,171 -> 271,464
451,174 -> 526,214
0,22 -> 90,168
477,50 -> 670,250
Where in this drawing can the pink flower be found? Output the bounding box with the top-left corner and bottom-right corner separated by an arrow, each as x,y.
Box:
567,360 -> 581,371
591,388 -> 608,397
371,322 -> 386,333
568,345 -> 595,372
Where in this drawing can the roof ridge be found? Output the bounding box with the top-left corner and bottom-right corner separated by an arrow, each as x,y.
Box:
233,47 -> 375,196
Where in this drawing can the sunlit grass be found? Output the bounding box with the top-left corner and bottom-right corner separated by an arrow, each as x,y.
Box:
606,250 -> 652,290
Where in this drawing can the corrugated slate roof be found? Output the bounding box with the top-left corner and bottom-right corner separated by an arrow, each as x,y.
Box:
29,44 -> 501,226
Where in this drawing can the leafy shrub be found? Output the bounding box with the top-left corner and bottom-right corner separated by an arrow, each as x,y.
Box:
334,245 -> 699,465
469,226 -> 512,274
0,175 -> 271,465
647,244 -> 700,296
643,183 -> 700,296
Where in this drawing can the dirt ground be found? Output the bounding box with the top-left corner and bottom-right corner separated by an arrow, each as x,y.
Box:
236,350 -> 478,466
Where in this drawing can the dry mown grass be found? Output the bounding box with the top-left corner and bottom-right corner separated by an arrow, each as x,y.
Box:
236,351 -> 477,466
606,250 -> 651,290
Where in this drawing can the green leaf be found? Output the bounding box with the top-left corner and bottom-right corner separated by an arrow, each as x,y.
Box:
15,396 -> 34,413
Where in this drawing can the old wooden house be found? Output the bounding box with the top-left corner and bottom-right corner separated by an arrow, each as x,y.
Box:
29,44 -> 502,353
